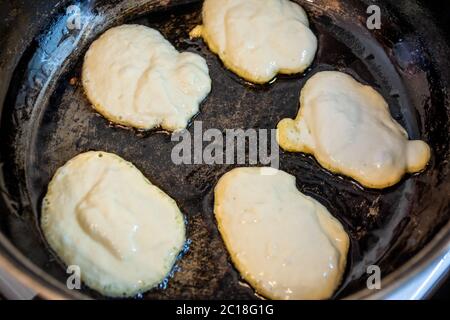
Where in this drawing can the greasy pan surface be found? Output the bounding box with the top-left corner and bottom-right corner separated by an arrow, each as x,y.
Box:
0,0 -> 449,299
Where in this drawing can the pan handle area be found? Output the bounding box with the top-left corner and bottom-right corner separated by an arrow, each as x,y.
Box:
0,266 -> 36,300
382,251 -> 450,300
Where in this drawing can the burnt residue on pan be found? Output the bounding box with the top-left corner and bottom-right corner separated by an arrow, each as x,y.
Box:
0,0 -> 449,299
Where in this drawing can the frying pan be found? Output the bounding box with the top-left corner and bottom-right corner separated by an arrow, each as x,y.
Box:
0,0 -> 449,299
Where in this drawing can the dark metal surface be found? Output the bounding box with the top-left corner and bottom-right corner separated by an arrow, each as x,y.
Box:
0,0 -> 449,299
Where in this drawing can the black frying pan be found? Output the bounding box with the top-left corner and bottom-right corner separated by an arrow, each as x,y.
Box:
0,0 -> 449,299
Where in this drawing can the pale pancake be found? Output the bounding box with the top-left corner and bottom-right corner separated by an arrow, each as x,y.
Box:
214,167 -> 349,300
190,0 -> 317,84
41,151 -> 186,297
82,25 -> 211,131
277,71 -> 431,189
